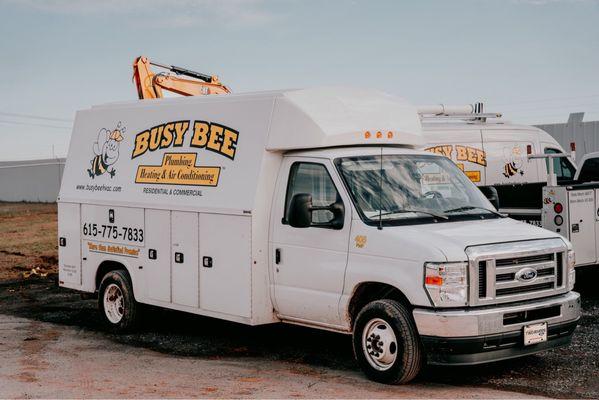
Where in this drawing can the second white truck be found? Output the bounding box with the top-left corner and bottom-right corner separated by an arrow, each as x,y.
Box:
58,87 -> 580,384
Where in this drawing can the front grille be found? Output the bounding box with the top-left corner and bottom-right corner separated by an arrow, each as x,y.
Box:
496,281 -> 554,296
495,253 -> 553,267
467,239 -> 568,306
478,261 -> 487,298
557,253 -> 564,287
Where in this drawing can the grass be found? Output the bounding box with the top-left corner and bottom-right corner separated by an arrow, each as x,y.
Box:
0,202 -> 57,281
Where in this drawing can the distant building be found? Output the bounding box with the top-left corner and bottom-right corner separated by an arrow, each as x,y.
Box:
0,158 -> 65,202
536,113 -> 599,164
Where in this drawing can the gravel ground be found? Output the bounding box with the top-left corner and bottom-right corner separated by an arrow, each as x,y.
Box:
0,268 -> 597,399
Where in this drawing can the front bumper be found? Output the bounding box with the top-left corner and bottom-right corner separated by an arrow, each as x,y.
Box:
413,291 -> 581,365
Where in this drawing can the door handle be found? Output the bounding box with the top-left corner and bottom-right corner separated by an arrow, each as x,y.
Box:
175,252 -> 184,263
275,248 -> 281,265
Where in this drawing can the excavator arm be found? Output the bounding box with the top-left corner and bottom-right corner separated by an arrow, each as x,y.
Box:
133,56 -> 230,100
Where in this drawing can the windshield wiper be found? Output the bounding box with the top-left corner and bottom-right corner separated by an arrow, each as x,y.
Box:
443,206 -> 506,217
378,208 -> 448,220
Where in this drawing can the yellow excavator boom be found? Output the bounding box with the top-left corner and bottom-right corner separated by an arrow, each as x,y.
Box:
133,56 -> 230,100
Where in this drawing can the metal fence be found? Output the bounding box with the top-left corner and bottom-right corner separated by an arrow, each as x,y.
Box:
536,113 -> 599,164
0,158 -> 65,202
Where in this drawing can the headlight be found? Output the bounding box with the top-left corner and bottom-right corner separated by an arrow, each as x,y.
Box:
567,250 -> 576,290
424,262 -> 468,307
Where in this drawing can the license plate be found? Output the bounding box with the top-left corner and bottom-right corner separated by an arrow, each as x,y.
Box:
524,322 -> 548,346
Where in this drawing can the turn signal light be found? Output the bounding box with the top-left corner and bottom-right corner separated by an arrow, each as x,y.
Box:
425,276 -> 443,286
554,203 -> 563,213
554,215 -> 564,226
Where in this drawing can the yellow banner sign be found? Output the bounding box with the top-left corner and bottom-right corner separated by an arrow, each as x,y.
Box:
456,163 -> 481,183
135,153 -> 220,186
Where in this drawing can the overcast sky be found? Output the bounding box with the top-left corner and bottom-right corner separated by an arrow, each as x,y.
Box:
0,0 -> 598,160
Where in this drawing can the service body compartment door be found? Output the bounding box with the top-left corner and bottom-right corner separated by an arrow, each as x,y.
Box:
58,202 -> 81,286
568,189 -> 596,265
171,211 -> 199,308
144,209 -> 171,302
199,214 -> 251,318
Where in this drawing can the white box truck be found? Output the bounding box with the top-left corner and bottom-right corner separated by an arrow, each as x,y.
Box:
419,104 -> 576,225
58,87 -> 580,384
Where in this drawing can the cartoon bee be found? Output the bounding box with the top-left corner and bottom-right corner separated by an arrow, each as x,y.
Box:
502,145 -> 525,178
88,122 -> 125,179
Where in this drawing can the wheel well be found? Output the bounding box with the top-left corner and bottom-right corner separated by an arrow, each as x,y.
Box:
95,260 -> 129,291
348,282 -> 411,326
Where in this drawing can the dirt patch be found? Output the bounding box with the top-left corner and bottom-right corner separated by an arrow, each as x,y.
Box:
0,202 -> 57,281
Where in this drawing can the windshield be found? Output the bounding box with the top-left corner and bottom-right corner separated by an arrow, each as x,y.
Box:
335,154 -> 496,224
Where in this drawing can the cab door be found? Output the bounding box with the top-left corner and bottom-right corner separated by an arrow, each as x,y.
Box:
270,157 -> 351,327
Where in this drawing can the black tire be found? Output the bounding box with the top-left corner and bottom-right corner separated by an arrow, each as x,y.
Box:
352,299 -> 423,384
98,270 -> 139,332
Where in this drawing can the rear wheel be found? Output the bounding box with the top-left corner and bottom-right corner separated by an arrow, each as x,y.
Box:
352,299 -> 423,384
98,270 -> 139,332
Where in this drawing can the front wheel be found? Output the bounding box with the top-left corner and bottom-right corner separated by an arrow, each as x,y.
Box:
352,299 -> 423,384
98,270 -> 139,332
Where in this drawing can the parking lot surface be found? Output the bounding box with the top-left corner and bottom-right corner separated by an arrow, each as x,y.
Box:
0,274 -> 598,399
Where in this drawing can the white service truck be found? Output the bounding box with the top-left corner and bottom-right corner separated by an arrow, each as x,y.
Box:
540,151 -> 599,268
419,104 -> 577,225
58,87 -> 580,384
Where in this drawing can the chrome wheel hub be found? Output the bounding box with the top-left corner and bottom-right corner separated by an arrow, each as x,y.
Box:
362,318 -> 398,371
103,283 -> 124,324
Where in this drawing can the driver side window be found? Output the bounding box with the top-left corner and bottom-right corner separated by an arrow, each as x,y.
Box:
285,162 -> 339,224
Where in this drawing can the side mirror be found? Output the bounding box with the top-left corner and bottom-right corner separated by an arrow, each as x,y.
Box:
480,186 -> 500,210
288,193 -> 345,230
288,193 -> 313,228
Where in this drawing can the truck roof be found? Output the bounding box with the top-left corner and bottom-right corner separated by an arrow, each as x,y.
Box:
422,120 -> 538,132
421,120 -> 560,147
91,86 -> 424,151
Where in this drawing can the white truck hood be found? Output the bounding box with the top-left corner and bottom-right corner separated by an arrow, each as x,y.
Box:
356,217 -> 567,262
410,217 -> 566,260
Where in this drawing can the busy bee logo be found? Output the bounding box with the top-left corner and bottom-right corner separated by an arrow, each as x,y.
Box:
355,235 -> 367,248
502,145 -> 525,178
88,122 -> 125,179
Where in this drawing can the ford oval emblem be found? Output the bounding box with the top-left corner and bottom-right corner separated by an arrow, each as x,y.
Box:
516,267 -> 537,282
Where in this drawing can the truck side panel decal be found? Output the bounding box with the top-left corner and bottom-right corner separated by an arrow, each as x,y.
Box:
132,119 -> 238,160
88,122 -> 125,179
135,153 -> 220,187
425,144 -> 486,183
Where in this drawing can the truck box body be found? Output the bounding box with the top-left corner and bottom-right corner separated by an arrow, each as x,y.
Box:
58,87 -> 420,325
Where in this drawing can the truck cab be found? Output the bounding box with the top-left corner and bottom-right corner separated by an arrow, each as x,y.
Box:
58,87 -> 580,384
